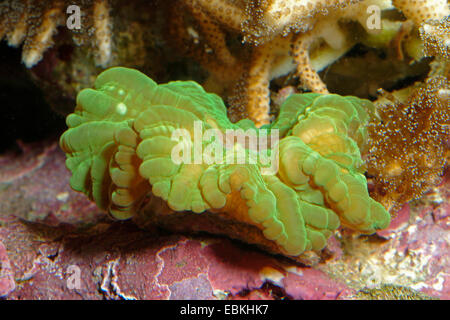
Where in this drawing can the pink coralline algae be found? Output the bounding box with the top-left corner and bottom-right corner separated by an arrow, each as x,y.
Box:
0,140 -> 104,227
0,241 -> 15,298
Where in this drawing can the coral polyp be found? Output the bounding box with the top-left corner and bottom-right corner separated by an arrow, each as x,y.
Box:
420,15 -> 450,60
60,67 -> 390,259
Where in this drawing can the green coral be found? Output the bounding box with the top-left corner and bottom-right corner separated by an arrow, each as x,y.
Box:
60,67 -> 390,257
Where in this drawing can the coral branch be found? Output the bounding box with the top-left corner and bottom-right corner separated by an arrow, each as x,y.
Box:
93,0 -> 113,67
392,0 -> 450,26
0,0 -> 113,68
292,35 -> 329,94
241,0 -> 363,44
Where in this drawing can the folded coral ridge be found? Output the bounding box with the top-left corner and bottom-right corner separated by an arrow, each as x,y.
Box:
60,67 -> 390,258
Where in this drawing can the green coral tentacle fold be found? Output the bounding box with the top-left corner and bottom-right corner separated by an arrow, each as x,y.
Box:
60,67 -> 391,257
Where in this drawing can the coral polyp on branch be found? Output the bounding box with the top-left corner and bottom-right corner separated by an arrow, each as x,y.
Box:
241,0 -> 362,44
392,0 -> 449,26
59,67 -> 390,262
420,15 -> 450,60
0,0 -> 113,68
366,76 -> 450,212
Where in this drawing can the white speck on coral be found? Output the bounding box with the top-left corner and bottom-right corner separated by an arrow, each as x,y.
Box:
422,23 -> 432,33
187,27 -> 199,39
116,102 -> 127,115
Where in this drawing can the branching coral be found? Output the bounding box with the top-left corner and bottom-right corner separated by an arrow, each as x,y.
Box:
392,0 -> 449,26
0,0 -> 113,67
367,76 -> 449,211
2,0 -> 443,128
171,0 -> 419,126
165,0 -> 245,87
185,0 -> 246,33
241,0 -> 363,44
60,67 -> 390,258
0,0 -> 65,67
